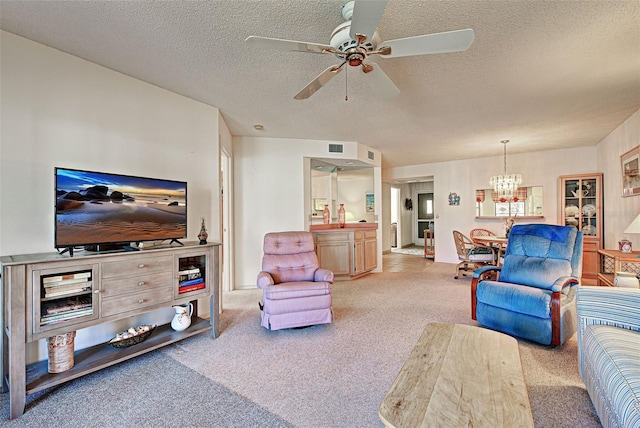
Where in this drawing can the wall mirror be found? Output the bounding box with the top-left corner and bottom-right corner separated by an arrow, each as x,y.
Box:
475,186 -> 544,218
310,158 -> 374,224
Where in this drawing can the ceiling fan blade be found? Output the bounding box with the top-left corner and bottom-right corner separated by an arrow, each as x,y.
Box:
294,65 -> 343,100
349,0 -> 388,42
361,63 -> 400,100
245,36 -> 333,54
379,29 -> 475,58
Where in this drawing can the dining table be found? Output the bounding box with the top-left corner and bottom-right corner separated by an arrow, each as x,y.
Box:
472,235 -> 509,265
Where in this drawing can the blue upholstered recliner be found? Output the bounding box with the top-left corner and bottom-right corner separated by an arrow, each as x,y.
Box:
471,224 -> 582,346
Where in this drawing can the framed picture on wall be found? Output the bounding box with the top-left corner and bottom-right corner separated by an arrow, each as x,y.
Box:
621,146 -> 640,197
314,198 -> 327,211
365,193 -> 374,213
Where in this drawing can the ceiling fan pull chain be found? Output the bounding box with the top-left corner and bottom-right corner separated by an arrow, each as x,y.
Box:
345,65 -> 349,101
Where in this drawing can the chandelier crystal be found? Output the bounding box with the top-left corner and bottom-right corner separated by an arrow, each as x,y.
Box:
489,140 -> 522,201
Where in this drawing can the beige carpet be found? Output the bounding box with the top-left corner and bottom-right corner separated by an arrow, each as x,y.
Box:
162,263 -> 601,427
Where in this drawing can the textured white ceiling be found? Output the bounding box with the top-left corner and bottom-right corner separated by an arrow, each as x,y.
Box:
1,0 -> 639,168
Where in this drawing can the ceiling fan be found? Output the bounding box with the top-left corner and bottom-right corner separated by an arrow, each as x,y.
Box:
246,0 -> 474,100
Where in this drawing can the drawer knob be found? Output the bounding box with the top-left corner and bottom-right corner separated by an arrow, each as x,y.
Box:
138,299 -> 145,304
138,281 -> 145,286
93,290 -> 101,294
138,264 -> 145,268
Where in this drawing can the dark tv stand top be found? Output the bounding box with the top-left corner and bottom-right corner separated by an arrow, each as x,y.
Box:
56,239 -> 187,257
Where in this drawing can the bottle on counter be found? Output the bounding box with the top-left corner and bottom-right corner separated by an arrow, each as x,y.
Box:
323,204 -> 330,224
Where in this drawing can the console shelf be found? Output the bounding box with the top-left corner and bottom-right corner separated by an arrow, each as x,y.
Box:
24,317 -> 210,395
1,242 -> 220,419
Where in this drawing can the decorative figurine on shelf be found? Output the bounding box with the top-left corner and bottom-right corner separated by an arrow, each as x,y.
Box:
198,218 -> 208,245
338,203 -> 346,228
323,204 -> 330,224
619,239 -> 633,253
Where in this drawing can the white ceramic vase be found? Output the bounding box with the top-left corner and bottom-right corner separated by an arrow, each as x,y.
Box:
170,303 -> 193,331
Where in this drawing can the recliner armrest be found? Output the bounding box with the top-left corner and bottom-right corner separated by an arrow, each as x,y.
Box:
314,268 -> 334,283
257,271 -> 275,289
551,276 -> 580,293
472,265 -> 501,279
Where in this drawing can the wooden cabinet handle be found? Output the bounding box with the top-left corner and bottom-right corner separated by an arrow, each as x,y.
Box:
138,264 -> 145,268
138,299 -> 145,304
93,290 -> 101,294
138,281 -> 145,286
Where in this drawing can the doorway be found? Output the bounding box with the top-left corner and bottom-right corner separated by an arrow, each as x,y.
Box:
416,191 -> 434,247
221,149 -> 233,298
391,187 -> 400,249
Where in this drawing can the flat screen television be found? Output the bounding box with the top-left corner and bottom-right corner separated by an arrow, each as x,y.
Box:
55,167 -> 187,253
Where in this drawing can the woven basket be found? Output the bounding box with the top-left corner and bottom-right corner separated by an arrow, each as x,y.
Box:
47,331 -> 76,373
109,325 -> 155,348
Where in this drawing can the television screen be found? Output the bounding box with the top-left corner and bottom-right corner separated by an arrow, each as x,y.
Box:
55,167 -> 187,249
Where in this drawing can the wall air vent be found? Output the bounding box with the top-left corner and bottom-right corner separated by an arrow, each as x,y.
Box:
328,144 -> 344,153
368,151 -> 375,160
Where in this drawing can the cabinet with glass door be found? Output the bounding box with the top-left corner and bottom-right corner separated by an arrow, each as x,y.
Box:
558,173 -> 603,285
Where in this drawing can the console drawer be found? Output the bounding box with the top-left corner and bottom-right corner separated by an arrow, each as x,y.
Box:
101,285 -> 173,317
102,255 -> 172,279
101,271 -> 172,297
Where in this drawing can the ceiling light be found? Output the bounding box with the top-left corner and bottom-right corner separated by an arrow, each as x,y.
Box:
489,140 -> 522,202
253,124 -> 264,131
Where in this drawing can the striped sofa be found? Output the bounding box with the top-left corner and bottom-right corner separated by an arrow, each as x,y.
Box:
576,286 -> 640,428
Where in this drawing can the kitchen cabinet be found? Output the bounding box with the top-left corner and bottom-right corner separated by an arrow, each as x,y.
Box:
311,225 -> 378,280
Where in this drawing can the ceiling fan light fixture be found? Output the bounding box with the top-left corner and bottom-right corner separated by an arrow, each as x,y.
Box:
348,54 -> 364,66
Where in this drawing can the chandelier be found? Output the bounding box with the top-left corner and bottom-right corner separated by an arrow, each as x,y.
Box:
489,140 -> 522,202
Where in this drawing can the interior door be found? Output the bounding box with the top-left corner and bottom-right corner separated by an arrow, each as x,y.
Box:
416,192 -> 434,246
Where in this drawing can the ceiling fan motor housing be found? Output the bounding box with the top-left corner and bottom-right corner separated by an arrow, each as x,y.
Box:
330,21 -> 381,61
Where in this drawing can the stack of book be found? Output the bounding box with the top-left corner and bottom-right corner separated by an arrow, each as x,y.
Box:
42,272 -> 92,298
41,272 -> 93,325
178,266 -> 205,294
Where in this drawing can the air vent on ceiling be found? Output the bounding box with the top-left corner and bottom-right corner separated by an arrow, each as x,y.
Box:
368,151 -> 375,160
328,144 -> 343,153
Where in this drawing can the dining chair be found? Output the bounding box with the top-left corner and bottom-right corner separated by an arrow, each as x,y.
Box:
470,228 -> 506,266
452,230 -> 496,279
470,228 -> 496,241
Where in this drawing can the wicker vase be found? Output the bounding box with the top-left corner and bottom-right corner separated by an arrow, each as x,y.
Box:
47,331 -> 76,373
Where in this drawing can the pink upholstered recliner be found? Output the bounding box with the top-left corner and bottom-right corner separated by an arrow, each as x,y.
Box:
257,231 -> 334,330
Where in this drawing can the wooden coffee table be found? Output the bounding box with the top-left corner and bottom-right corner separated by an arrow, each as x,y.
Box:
379,322 -> 533,428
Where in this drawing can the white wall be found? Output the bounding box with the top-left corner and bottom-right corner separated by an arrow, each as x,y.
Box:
597,109 -> 640,248
233,136 -> 381,288
337,173 -> 375,222
0,32 -> 221,362
385,146 -> 598,263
